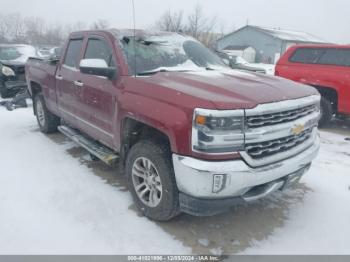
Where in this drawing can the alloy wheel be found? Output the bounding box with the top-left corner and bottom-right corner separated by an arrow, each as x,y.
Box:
131,157 -> 163,208
36,99 -> 45,127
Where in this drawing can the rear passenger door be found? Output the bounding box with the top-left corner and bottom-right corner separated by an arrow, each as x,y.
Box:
74,35 -> 117,146
56,38 -> 84,124
287,48 -> 326,84
317,48 -> 350,112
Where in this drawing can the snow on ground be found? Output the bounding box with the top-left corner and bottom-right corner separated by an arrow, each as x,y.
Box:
0,107 -> 190,255
243,131 -> 350,254
0,106 -> 349,255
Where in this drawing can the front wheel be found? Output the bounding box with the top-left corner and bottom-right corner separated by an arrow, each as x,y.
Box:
319,97 -> 333,127
34,93 -> 60,133
125,140 -> 180,221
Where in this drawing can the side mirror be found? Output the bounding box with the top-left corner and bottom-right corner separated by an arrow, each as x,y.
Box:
79,59 -> 116,79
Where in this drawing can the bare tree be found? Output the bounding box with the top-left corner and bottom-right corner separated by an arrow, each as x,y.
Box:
0,8 -> 224,49
187,4 -> 200,38
64,21 -> 88,37
44,24 -> 65,45
10,13 -> 26,42
156,9 -> 184,32
185,4 -> 221,48
186,4 -> 208,38
153,4 -> 223,48
90,19 -> 110,30
0,13 -> 26,42
0,13 -> 113,46
25,16 -> 46,45
0,14 -> 8,42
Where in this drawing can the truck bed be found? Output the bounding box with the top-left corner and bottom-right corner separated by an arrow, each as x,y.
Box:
26,57 -> 59,78
25,57 -> 60,114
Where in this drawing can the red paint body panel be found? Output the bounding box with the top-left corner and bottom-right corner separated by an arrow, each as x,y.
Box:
276,44 -> 350,115
26,30 -> 319,160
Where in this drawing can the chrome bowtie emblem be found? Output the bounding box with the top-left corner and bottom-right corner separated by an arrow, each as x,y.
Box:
292,124 -> 305,135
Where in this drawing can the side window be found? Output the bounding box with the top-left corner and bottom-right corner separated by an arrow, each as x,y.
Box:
289,48 -> 325,64
318,49 -> 350,67
84,38 -> 115,67
63,39 -> 83,68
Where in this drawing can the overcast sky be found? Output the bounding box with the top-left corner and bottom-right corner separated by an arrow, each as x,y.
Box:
0,0 -> 349,44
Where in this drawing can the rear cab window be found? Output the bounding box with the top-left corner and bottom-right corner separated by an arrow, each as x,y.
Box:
289,48 -> 325,64
289,47 -> 350,67
63,38 -> 84,69
317,49 -> 350,66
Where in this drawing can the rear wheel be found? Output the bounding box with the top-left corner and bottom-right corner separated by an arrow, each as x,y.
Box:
125,140 -> 180,221
319,97 -> 333,127
34,93 -> 60,133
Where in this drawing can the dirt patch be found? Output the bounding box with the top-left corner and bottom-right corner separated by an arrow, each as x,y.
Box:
157,186 -> 309,255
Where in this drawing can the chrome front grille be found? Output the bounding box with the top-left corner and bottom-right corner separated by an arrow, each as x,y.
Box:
246,104 -> 318,128
242,96 -> 320,167
246,128 -> 313,159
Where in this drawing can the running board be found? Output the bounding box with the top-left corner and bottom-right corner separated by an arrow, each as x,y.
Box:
58,125 -> 119,166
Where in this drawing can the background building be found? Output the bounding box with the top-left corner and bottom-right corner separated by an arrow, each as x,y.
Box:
217,25 -> 328,64
219,45 -> 256,63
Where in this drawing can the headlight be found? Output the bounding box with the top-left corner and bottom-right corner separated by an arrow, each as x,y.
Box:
1,66 -> 15,76
192,108 -> 245,154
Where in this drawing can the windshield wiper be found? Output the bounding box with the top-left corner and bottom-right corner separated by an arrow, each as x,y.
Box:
137,69 -> 194,76
137,69 -> 169,76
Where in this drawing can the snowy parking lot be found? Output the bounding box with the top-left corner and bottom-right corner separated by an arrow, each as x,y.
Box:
0,106 -> 349,255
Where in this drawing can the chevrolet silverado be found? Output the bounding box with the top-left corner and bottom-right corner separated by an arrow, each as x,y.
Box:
26,29 -> 321,221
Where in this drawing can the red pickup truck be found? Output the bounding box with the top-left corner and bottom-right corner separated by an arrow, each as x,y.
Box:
26,29 -> 320,221
275,44 -> 350,126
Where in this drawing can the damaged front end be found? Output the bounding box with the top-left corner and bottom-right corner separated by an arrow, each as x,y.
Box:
0,62 -> 27,98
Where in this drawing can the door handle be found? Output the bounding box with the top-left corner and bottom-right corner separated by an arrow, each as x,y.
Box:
56,75 -> 63,80
73,80 -> 84,87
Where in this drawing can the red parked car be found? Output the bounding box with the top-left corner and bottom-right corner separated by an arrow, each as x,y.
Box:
275,44 -> 350,126
26,30 -> 320,220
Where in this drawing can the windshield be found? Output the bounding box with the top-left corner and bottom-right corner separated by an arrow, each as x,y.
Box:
119,34 -> 227,75
0,45 -> 36,62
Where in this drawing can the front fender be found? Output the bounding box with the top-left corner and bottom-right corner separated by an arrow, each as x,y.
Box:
120,92 -> 192,155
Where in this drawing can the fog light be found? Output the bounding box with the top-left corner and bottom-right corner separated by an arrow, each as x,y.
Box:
212,174 -> 227,193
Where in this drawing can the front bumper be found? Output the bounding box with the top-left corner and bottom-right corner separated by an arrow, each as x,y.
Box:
4,80 -> 27,89
173,134 -> 320,215
0,79 -> 27,97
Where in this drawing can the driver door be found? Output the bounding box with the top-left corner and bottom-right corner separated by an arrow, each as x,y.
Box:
74,35 -> 118,147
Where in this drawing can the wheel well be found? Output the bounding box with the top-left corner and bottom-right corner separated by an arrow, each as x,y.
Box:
120,118 -> 171,166
30,82 -> 42,98
313,85 -> 338,112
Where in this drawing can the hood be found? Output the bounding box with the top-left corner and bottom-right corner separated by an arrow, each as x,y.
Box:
137,69 -> 318,110
0,60 -> 26,67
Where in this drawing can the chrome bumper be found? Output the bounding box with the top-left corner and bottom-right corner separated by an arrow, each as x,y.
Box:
172,134 -> 320,199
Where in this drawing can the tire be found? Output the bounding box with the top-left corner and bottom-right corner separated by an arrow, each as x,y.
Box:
34,93 -> 60,133
125,140 -> 180,221
319,97 -> 333,127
